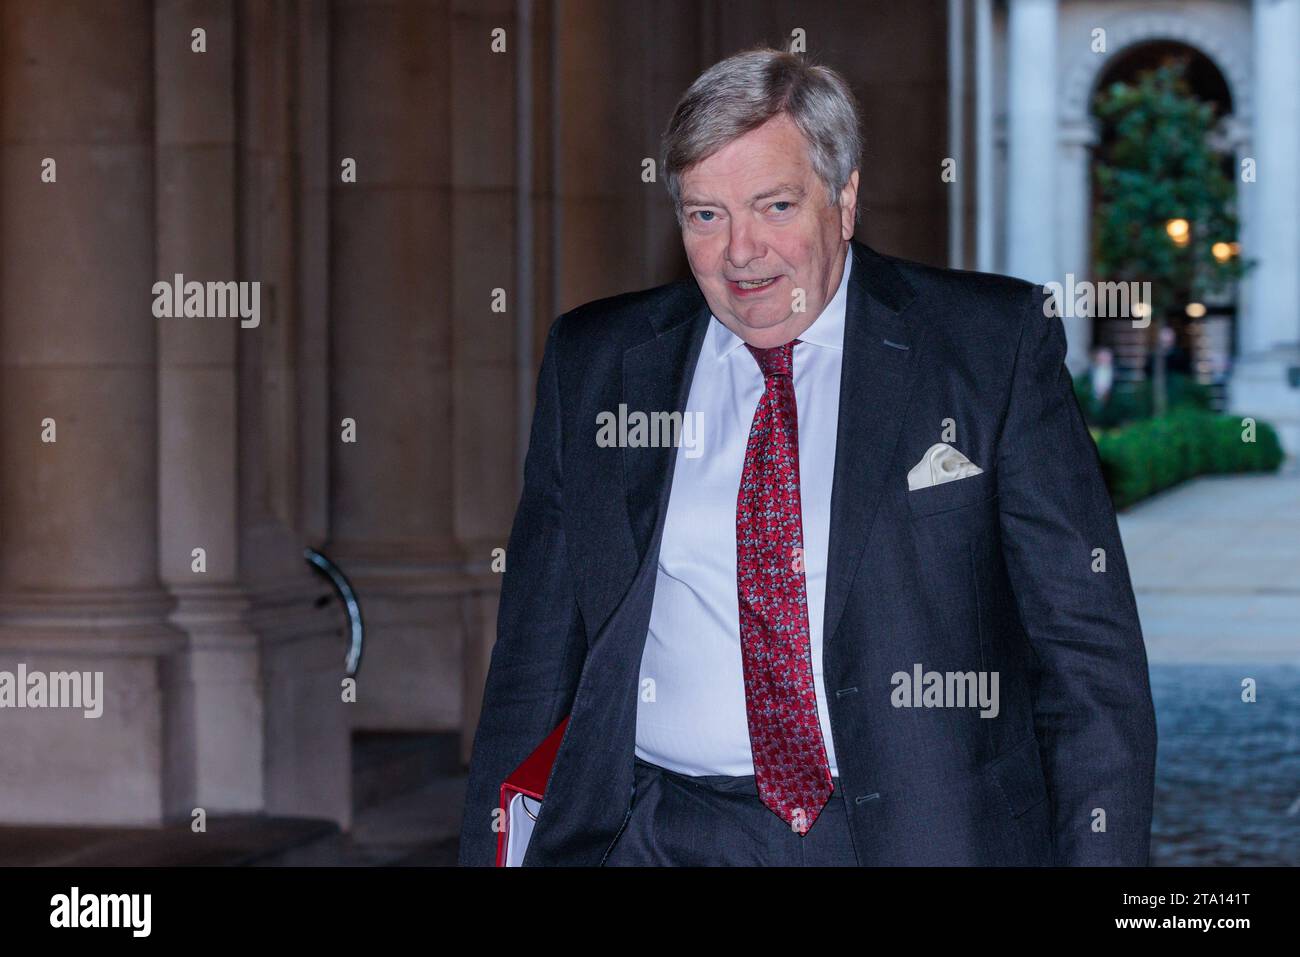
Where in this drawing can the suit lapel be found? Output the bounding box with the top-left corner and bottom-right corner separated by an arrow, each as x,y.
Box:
618,240 -> 921,650
622,285 -> 710,567
822,239 -> 921,647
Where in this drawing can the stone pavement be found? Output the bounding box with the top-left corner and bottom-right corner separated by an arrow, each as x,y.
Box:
1117,457 -> 1300,664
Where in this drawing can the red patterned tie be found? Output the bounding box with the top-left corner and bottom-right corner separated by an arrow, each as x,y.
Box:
736,338 -> 833,835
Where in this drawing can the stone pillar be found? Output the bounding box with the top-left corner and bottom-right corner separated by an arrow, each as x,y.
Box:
1004,0 -> 1058,285
1230,0 -> 1300,455
451,0 -> 520,571
975,0 -> 995,272
553,0 -> 629,306
228,0 -> 354,828
330,0 -> 467,732
1244,0 -> 1300,356
1057,119 -> 1098,373
451,0 -> 526,761
948,0 -> 966,269
0,0 -> 183,824
154,0 -> 264,819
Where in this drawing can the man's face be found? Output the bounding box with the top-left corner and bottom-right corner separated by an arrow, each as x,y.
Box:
677,112 -> 858,349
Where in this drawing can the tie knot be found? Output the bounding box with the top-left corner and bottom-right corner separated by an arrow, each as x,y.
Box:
745,339 -> 797,378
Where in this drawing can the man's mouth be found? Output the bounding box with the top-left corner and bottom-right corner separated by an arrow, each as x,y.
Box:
729,276 -> 779,293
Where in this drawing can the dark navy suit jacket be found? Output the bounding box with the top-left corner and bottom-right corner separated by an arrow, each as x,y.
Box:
458,238 -> 1157,866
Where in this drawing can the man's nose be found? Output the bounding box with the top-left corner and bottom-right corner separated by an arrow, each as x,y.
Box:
725,220 -> 763,270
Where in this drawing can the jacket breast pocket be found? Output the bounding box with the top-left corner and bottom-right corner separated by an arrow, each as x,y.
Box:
907,470 -> 998,519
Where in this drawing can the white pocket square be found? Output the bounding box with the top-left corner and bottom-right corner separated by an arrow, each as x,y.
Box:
907,442 -> 983,491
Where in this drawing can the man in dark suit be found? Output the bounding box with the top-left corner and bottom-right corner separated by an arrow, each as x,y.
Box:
458,48 -> 1157,866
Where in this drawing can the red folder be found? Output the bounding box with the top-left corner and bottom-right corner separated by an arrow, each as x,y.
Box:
496,715 -> 570,867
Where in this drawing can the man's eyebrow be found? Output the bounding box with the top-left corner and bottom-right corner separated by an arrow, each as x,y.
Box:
680,182 -> 807,208
750,182 -> 806,202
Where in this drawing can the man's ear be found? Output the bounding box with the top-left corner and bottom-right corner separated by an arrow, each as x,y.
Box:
839,168 -> 859,240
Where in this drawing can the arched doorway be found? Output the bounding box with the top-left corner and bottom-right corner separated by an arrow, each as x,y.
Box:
1088,41 -> 1239,412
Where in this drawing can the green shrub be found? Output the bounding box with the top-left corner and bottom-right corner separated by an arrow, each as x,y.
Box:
1093,409 -> 1285,509
1073,371 -> 1213,428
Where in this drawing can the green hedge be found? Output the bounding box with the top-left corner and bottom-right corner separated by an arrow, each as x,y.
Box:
1073,371 -> 1213,428
1094,409 -> 1286,510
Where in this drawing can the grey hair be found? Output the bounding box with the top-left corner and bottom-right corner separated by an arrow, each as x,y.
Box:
661,47 -> 862,226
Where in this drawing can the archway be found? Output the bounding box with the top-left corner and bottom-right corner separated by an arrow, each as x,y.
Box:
1088,40 -> 1239,411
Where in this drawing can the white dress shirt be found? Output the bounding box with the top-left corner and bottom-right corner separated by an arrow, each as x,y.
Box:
634,244 -> 852,777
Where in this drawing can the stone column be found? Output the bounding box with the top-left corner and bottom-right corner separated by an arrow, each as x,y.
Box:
1230,0 -> 1300,454
329,0 -> 466,731
1004,0 -> 1058,285
154,0 -> 263,819
1057,119 -> 1098,373
451,0 -> 528,761
1244,0 -> 1300,356
975,0 -> 995,272
247,0 -> 354,828
948,0 -> 966,269
0,0 -> 183,824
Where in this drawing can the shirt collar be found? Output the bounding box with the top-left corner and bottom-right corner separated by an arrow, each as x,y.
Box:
709,242 -> 852,360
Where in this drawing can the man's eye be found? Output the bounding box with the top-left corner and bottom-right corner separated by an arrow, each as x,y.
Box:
692,210 -> 716,223
770,201 -> 793,213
